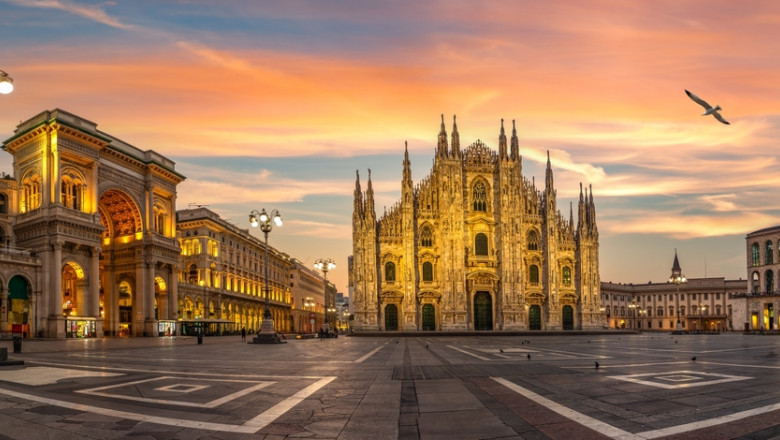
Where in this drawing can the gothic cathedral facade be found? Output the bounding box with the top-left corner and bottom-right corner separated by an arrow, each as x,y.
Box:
351,116 -> 602,332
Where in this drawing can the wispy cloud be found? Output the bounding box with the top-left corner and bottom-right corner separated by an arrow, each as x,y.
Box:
7,0 -> 134,29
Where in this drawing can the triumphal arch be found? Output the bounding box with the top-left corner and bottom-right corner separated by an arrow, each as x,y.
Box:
2,109 -> 184,337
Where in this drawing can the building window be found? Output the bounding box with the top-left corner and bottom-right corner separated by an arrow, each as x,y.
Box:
0,193 -> 6,214
657,306 -> 663,317
420,226 -> 433,247
767,240 -> 775,265
766,270 -> 774,294
21,174 -> 41,213
562,267 -> 571,286
60,175 -> 84,211
475,233 -> 488,256
752,243 -> 760,266
529,265 -> 539,284
527,230 -> 539,250
385,261 -> 396,282
422,262 -> 433,282
472,180 -> 487,212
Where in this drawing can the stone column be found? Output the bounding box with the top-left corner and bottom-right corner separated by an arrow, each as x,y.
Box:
144,258 -> 156,336
50,241 -> 65,338
134,260 -> 145,336
90,246 -> 102,336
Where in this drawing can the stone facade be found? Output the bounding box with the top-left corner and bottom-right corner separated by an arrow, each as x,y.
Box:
351,116 -> 602,331
1,109 -> 183,337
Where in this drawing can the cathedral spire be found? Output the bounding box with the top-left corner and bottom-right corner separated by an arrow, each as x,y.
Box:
451,115 -> 460,158
353,170 -> 363,221
366,168 -> 375,220
588,184 -> 598,234
498,118 -> 508,160
437,114 -> 448,158
545,150 -> 554,191
510,119 -> 519,160
403,141 -> 412,185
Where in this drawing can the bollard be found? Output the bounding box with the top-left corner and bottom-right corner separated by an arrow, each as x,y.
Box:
12,336 -> 21,354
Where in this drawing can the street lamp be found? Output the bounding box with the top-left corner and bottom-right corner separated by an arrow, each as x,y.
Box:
0,70 -> 13,95
249,208 -> 284,344
314,258 -> 336,334
628,301 -> 638,329
670,273 -> 687,333
699,303 -> 708,333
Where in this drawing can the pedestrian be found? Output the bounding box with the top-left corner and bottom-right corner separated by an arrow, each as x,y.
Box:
241,327 -> 246,341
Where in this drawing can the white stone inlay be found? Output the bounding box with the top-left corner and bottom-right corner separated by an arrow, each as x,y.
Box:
0,366 -> 123,386
78,376 -> 272,408
608,370 -> 752,389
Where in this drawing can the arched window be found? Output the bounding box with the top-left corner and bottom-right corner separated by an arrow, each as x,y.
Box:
752,243 -> 760,266
420,225 -> 433,247
21,174 -> 41,213
0,192 -> 7,214
562,266 -> 571,286
472,181 -> 487,212
752,271 -> 760,294
767,240 -> 774,265
766,270 -> 774,294
385,261 -> 396,282
475,233 -> 488,256
529,265 -> 539,284
154,203 -> 167,235
422,262 -> 433,282
527,230 -> 539,250
188,264 -> 198,284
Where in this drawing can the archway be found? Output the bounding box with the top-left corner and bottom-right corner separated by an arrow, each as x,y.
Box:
118,280 -> 133,336
473,292 -> 493,330
562,305 -> 574,330
529,305 -> 542,330
385,304 -> 398,331
422,304 -> 435,331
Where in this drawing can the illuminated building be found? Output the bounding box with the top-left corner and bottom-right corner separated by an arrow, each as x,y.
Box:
351,116 -> 602,331
1,109 -> 182,337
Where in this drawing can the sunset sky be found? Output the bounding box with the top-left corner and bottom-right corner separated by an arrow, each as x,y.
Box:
2,1 -> 779,294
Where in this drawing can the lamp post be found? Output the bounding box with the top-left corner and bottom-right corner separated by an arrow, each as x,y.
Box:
628,301 -> 638,329
314,258 -> 336,335
249,208 -> 284,344
670,273 -> 687,333
0,70 -> 13,95
699,303 -> 707,333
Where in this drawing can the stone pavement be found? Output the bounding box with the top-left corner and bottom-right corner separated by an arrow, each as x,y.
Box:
1,333 -> 780,439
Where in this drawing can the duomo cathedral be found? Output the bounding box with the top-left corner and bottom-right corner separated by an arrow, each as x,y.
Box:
351,116 -> 602,331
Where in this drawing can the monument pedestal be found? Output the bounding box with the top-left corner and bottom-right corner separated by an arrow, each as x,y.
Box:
251,318 -> 286,344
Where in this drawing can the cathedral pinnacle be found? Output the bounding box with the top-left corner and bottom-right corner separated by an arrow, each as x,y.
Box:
498,118 -> 507,159
451,115 -> 460,157
437,114 -> 448,158
510,119 -> 519,160
403,141 -> 412,184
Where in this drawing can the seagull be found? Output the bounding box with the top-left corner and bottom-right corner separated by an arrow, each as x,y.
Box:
685,90 -> 730,125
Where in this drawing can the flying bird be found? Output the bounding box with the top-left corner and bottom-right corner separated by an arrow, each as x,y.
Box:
499,348 -> 504,353
685,90 -> 730,125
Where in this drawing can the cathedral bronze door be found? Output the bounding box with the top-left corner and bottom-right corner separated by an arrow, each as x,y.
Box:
529,305 -> 541,330
562,305 -> 574,330
422,304 -> 435,331
385,304 -> 398,331
473,292 -> 493,330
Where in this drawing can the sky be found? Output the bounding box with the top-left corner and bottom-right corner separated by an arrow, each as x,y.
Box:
1,1 -> 779,294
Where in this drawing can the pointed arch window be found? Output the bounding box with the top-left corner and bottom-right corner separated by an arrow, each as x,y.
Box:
529,264 -> 539,284
562,266 -> 571,286
385,261 -> 396,282
527,230 -> 539,250
422,262 -> 433,282
472,180 -> 487,212
475,233 -> 488,256
420,225 -> 433,247
766,240 -> 774,265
